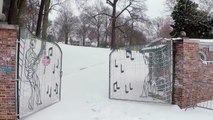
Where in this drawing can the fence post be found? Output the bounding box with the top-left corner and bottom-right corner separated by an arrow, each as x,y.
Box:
0,24 -> 18,120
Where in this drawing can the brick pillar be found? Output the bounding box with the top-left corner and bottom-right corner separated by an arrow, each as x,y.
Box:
0,24 -> 18,120
182,41 -> 199,108
173,38 -> 201,108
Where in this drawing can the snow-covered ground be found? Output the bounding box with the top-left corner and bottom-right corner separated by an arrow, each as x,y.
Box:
26,43 -> 212,120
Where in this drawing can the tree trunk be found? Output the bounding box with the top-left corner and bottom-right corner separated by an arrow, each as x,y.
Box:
65,32 -> 68,44
111,1 -> 117,49
8,0 -> 18,24
83,36 -> 85,46
36,0 -> 45,37
17,0 -> 26,27
42,0 -> 50,39
105,16 -> 108,45
97,26 -> 100,47
129,22 -> 133,46
82,25 -> 86,46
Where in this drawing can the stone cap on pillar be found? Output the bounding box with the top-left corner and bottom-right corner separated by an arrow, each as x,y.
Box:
0,23 -> 19,30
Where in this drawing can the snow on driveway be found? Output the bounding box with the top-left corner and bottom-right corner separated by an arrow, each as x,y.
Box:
27,44 -> 212,120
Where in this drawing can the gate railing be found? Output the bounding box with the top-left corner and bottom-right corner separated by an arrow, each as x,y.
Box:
17,29 -> 63,119
109,39 -> 173,104
189,81 -> 213,111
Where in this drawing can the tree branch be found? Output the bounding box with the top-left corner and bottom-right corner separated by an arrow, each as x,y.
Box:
115,18 -> 132,28
126,9 -> 134,19
49,1 -> 66,12
117,27 -> 125,34
117,27 -> 128,40
116,1 -> 132,18
92,12 -> 112,18
106,0 -> 113,6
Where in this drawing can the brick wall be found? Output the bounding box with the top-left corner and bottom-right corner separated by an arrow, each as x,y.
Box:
173,38 -> 213,108
0,24 -> 18,120
172,40 -> 184,105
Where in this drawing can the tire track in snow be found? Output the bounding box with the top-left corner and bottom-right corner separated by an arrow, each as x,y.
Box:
63,61 -> 108,78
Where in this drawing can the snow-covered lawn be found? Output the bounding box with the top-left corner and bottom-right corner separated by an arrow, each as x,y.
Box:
27,43 -> 212,120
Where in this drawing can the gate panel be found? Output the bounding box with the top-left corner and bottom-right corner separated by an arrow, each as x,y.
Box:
18,29 -> 62,118
109,41 -> 172,103
189,81 -> 213,110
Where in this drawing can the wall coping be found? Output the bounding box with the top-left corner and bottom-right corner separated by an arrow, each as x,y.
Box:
0,23 -> 19,30
184,38 -> 213,44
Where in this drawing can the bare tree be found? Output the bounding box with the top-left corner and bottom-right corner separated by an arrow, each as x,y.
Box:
6,0 -> 27,25
107,16 -> 147,47
159,22 -> 173,38
36,0 -> 65,38
41,0 -> 51,39
54,8 -> 79,44
83,4 -> 109,47
142,17 -> 173,41
106,0 -> 146,49
36,0 -> 45,37
77,13 -> 91,46
26,0 -> 39,32
164,0 -> 176,12
75,0 -> 146,48
198,0 -> 213,15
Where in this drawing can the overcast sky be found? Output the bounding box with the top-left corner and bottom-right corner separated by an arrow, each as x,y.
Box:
146,0 -> 168,18
50,0 -> 168,20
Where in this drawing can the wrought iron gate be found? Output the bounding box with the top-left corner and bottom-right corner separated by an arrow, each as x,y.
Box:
109,39 -> 173,103
17,29 -> 63,119
189,81 -> 213,110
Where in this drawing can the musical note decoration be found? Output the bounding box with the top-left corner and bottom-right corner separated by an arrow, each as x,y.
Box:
129,83 -> 133,90
120,64 -> 124,73
131,56 -> 134,61
126,49 -> 131,58
49,87 -> 52,98
46,85 -> 52,98
53,64 -> 55,74
113,81 -> 120,92
48,47 -> 53,56
46,85 -> 49,94
126,49 -> 134,61
54,83 -> 59,95
115,60 -> 118,68
56,59 -> 59,69
125,85 -> 129,94
125,83 -> 133,94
